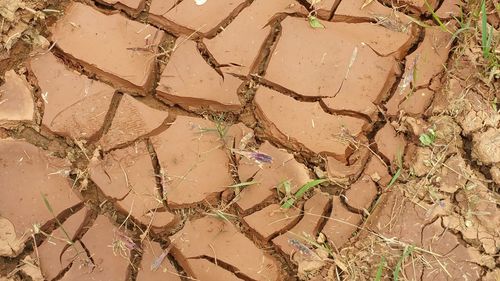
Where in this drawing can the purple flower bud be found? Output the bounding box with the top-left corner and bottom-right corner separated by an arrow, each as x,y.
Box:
250,151 -> 273,164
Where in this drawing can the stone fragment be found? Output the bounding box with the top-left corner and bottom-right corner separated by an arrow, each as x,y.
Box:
273,191 -> 331,256
321,197 -> 361,249
100,94 -> 168,151
59,215 -> 130,281
30,53 -> 114,139
150,116 -> 235,207
243,204 -> 301,241
157,0 -> 246,34
156,40 -> 242,111
254,87 -> 367,158
344,175 -> 378,211
0,70 -> 33,123
204,0 -> 296,75
171,217 -> 280,281
237,141 -> 311,212
51,3 -> 164,95
0,140 -> 80,257
137,242 -> 182,281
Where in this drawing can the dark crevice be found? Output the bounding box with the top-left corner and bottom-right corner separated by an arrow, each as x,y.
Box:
328,0 -> 344,21
146,138 -> 169,210
88,92 -> 123,143
189,256 -> 255,281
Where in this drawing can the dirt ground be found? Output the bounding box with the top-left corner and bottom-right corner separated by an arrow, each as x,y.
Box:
0,0 -> 499,280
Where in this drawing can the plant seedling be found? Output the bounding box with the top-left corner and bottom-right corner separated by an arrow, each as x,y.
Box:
374,256 -> 386,281
308,15 -> 325,29
419,128 -> 437,147
386,149 -> 403,190
393,245 -> 415,281
281,179 -> 327,209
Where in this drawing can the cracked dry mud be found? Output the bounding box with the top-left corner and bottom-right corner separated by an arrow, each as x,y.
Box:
0,0 -> 499,281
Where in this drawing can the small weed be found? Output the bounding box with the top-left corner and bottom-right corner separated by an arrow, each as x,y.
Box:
374,256 -> 386,281
419,128 -> 437,147
393,245 -> 415,281
386,149 -> 403,190
207,209 -> 237,223
40,193 -> 73,244
424,0 -> 452,34
281,179 -> 327,209
308,15 -> 325,29
480,0 -> 493,59
227,180 -> 258,189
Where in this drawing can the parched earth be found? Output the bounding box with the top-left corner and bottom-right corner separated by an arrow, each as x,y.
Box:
0,0 -> 499,280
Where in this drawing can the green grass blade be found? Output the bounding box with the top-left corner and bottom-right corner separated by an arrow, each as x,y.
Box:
481,0 -> 490,58
386,168 -> 401,190
374,256 -> 386,281
393,245 -> 414,281
227,181 -> 258,189
281,179 -> 327,209
424,0 -> 450,33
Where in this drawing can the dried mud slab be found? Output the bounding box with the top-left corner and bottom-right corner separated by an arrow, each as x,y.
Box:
273,191 -> 331,256
321,197 -> 362,249
185,259 -> 243,281
243,204 -> 301,241
0,70 -> 34,122
58,215 -> 130,281
0,140 -> 80,257
36,208 -> 88,280
51,3 -> 164,95
156,40 -> 242,112
30,53 -> 114,140
335,0 -> 410,25
363,154 -> 391,186
149,0 -> 177,17
374,123 -> 406,165
99,94 -> 168,151
435,0 -> 462,19
153,0 -> 247,35
326,141 -> 370,185
170,216 -> 280,281
90,141 -> 178,230
150,116 -> 235,207
236,141 -> 311,212
264,17 -> 406,118
204,0 -> 296,75
254,86 -> 367,158
471,127 -> 500,165
344,175 -> 378,212
137,242 -> 182,281
387,27 -> 452,116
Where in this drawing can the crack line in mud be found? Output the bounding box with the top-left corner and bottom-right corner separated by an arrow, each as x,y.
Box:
188,256 -> 255,281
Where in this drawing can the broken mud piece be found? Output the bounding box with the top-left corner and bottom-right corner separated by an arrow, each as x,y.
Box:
363,155 -> 391,186
99,94 -> 168,151
156,40 -> 242,112
438,155 -> 469,193
152,0 -> 247,35
435,0 -> 462,19
408,145 -> 432,177
0,139 -> 80,257
455,91 -> 500,135
36,208 -> 88,280
170,216 -> 280,281
236,141 -> 311,213
30,53 -> 114,140
385,0 -> 439,13
150,116 -> 235,207
387,27 -> 452,116
326,140 -> 370,185
321,196 -> 361,249
204,0 -> 296,75
243,204 -> 301,242
96,0 -> 145,16
137,241 -> 182,281
273,191 -> 331,257
265,17 -> 404,117
254,86 -> 367,158
51,2 -> 164,95
90,141 -> 178,230
344,175 -> 378,212
58,215 -> 131,281
0,70 -> 34,123
374,123 -> 406,167
471,127 -> 500,165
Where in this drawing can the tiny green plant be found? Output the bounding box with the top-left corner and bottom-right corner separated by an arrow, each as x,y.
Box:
386,149 -> 403,190
281,179 -> 327,209
308,15 -> 325,29
419,128 -> 437,147
393,245 -> 415,281
480,0 -> 493,59
227,181 -> 258,189
41,193 -> 73,244
424,0 -> 451,34
374,256 -> 386,281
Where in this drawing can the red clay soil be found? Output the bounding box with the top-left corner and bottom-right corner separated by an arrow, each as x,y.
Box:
0,0 -> 498,281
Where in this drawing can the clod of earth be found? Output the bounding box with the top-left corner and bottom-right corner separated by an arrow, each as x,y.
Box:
0,70 -> 34,123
